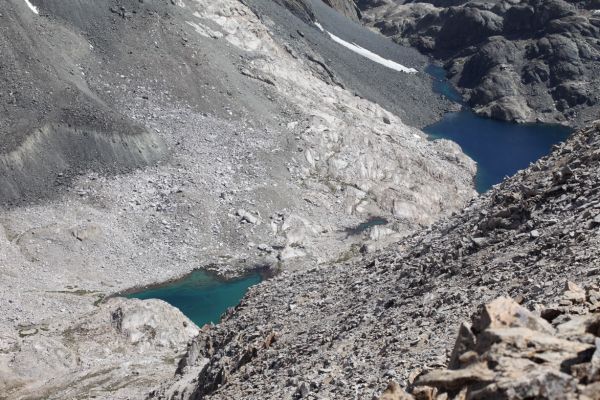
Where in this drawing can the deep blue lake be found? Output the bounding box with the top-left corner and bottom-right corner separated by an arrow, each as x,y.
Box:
126,270 -> 262,327
425,65 -> 572,192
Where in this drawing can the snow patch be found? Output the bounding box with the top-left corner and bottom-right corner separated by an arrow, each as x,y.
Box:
315,22 -> 417,74
23,0 -> 39,14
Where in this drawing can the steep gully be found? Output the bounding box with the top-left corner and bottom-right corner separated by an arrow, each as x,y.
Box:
127,3 -> 572,329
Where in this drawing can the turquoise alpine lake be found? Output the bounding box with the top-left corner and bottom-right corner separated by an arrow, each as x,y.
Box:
126,270 -> 262,327
425,65 -> 572,193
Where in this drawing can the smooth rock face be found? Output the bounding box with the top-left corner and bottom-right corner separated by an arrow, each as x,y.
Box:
359,0 -> 600,126
152,123 -> 600,399
0,298 -> 198,399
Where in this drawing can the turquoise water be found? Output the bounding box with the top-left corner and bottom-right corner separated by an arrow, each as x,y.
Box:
425,65 -> 572,193
126,270 -> 262,327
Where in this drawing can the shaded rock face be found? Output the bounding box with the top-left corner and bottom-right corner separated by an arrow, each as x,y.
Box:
280,0 -> 360,22
151,117 -> 600,398
277,0 -> 362,23
275,0 -> 317,22
360,0 -> 600,126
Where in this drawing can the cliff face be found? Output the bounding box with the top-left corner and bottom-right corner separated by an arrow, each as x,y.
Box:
154,120 -> 600,399
360,0 -> 600,127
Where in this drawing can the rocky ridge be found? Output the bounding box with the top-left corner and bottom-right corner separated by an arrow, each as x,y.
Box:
152,122 -> 600,399
359,0 -> 600,126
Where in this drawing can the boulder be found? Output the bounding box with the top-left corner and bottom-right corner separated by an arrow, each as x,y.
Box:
406,296 -> 600,399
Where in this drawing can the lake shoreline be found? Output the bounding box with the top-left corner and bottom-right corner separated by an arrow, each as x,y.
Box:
109,263 -> 277,301
425,62 -> 573,193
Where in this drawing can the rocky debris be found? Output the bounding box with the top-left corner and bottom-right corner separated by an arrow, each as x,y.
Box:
380,381 -> 411,400
0,0 -> 165,204
360,0 -> 600,126
407,287 -> 600,400
184,0 -> 476,238
275,0 -> 317,23
281,0 -> 361,23
251,0 -> 452,129
237,209 -> 260,225
0,0 -> 476,398
152,122 -> 600,399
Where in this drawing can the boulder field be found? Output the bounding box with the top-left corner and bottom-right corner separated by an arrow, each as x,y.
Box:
151,121 -> 600,398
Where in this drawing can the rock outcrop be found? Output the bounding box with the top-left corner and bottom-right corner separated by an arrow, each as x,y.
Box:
360,0 -> 600,126
403,286 -> 600,400
1,298 -> 198,399
152,121 -> 600,399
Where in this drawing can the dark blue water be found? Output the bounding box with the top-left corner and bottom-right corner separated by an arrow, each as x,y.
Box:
126,270 -> 262,327
426,65 -> 464,104
425,65 -> 572,193
346,217 -> 389,235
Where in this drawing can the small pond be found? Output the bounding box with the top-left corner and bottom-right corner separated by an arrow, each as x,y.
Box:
425,65 -> 572,193
346,216 -> 389,235
126,270 -> 262,327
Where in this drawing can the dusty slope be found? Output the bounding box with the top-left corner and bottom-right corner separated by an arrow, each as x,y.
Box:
0,0 -> 165,203
153,121 -> 600,399
0,0 -> 476,398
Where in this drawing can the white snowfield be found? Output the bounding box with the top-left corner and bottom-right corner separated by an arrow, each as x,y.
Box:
315,22 -> 418,74
24,0 -> 39,14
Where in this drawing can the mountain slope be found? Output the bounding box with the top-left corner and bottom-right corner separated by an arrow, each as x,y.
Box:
0,1 -> 476,398
154,121 -> 600,399
0,0 -> 165,203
